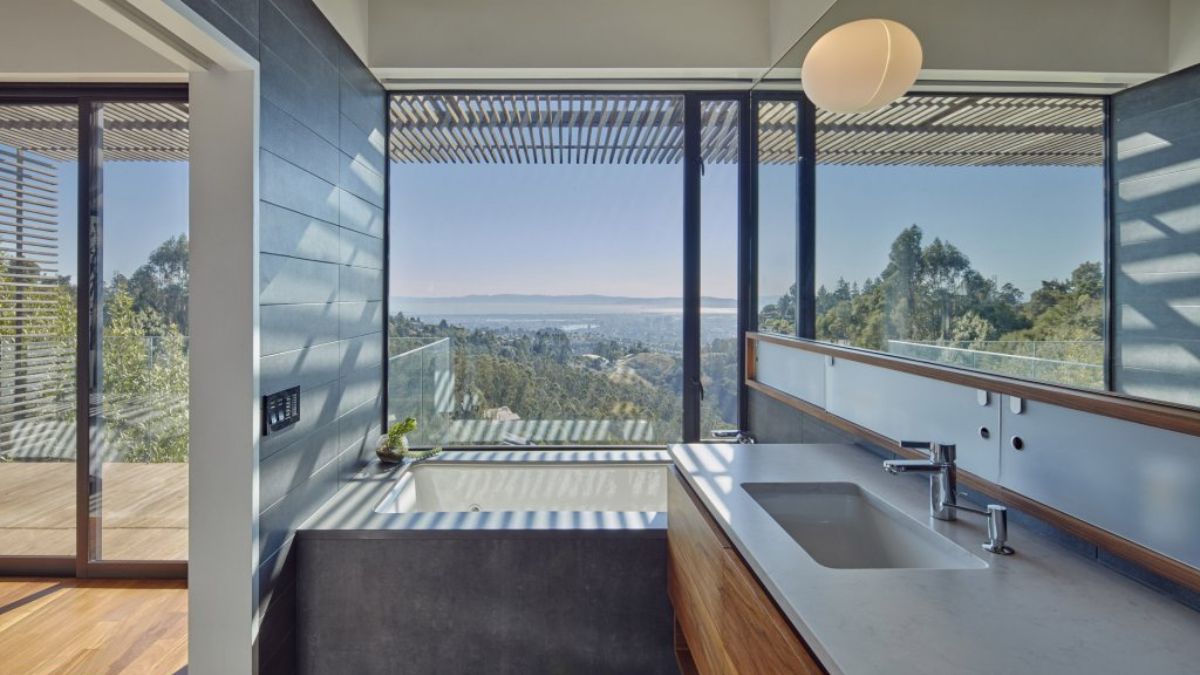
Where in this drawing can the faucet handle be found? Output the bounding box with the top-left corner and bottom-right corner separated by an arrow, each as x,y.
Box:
900,440 -> 956,463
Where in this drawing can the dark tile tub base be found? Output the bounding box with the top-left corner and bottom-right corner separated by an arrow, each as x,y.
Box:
297,530 -> 677,675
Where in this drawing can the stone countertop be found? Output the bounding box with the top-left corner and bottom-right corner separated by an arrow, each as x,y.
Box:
300,449 -> 671,537
669,442 -> 1200,675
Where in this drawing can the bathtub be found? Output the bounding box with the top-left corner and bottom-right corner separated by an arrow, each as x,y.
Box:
299,448 -> 679,674
374,449 -> 669,514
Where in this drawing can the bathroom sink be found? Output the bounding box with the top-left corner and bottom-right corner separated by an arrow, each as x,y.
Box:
742,482 -> 987,570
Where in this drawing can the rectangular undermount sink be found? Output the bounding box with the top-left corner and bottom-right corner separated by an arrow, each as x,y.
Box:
742,482 -> 987,570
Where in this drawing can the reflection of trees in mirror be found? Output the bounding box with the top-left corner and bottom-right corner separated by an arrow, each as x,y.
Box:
759,284 -> 797,335
808,225 -> 1103,389
0,237 -> 191,464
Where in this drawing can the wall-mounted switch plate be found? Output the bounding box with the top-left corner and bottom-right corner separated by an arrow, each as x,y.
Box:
262,386 -> 300,436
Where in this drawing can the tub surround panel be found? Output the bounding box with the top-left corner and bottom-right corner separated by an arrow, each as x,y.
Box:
298,533 -> 676,675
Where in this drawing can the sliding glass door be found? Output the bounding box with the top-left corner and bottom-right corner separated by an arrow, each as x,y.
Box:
0,103 -> 79,563
95,101 -> 190,563
0,89 -> 188,576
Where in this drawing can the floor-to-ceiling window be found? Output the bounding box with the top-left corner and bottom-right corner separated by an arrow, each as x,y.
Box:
387,93 -> 744,446
0,90 -> 187,574
699,98 -> 741,434
755,99 -> 801,336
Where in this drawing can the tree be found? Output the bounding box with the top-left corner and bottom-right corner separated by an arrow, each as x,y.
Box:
759,283 -> 797,334
126,234 -> 189,333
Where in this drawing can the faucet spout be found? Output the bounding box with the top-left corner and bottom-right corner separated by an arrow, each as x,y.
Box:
883,459 -> 949,474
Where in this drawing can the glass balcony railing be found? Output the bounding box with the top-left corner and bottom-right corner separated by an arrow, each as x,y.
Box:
387,337 -> 453,447
886,339 -> 1104,389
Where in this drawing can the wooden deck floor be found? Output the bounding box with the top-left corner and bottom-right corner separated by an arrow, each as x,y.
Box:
0,578 -> 187,674
0,463 -> 187,560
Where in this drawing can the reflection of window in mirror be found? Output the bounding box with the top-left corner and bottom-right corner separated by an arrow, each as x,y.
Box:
812,94 -> 1107,393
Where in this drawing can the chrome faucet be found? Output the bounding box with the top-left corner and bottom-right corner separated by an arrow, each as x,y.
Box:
884,441 -> 1014,555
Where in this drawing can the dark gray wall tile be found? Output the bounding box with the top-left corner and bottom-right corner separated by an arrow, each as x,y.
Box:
339,333 -> 382,377
261,150 -> 340,224
338,300 -> 383,339
338,188 -> 385,237
260,302 -> 339,356
267,0 -> 342,65
338,227 -> 383,270
338,264 -> 383,302
338,70 -> 386,147
260,202 -> 340,264
338,151 -> 385,207
261,100 -> 340,185
337,364 -> 383,417
260,253 -> 339,305
261,341 -> 341,395
260,45 -> 339,145
260,419 -> 341,512
259,458 -> 338,559
338,113 -> 386,174
179,0 -> 259,56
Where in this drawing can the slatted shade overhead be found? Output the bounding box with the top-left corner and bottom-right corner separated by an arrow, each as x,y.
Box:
389,94 -> 1104,168
0,102 -> 189,162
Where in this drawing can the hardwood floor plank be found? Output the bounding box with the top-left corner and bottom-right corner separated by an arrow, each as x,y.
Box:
0,578 -> 187,674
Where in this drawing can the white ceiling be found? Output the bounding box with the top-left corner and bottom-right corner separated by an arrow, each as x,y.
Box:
318,0 -> 1194,91
0,0 -> 183,82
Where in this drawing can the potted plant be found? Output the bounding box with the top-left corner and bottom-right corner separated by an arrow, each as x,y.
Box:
376,417 -> 442,464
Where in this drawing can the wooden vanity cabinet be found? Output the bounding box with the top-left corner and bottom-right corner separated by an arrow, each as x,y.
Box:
667,469 -> 825,675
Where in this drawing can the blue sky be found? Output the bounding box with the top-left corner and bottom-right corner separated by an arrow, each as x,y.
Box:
40,153 -> 1100,308
390,160 -> 1103,305
52,160 -> 189,284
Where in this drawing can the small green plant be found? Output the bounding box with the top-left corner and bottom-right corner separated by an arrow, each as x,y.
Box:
386,417 -> 418,449
378,417 -> 442,463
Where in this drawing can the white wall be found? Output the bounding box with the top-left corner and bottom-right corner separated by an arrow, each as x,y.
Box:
0,0 -> 180,80
188,66 -> 259,675
1170,0 -> 1200,71
367,0 -> 772,70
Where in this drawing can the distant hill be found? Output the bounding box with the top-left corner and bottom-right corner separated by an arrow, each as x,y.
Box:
391,294 -> 736,316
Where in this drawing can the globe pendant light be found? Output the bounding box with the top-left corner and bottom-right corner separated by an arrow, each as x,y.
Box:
801,19 -> 923,114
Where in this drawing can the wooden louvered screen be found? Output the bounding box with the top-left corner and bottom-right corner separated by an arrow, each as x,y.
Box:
0,137 -> 74,462
389,94 -> 1104,167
